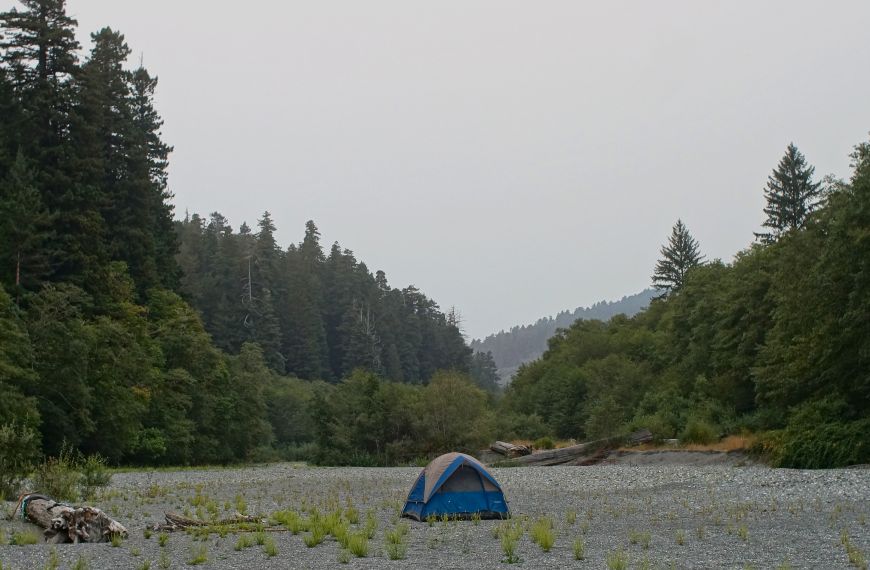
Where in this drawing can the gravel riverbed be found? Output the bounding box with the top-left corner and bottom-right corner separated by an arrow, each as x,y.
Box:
1,458 -> 868,569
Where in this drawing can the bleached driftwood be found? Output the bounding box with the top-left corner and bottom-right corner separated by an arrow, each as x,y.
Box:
499,429 -> 653,467
16,494 -> 128,544
490,441 -> 532,458
152,511 -> 260,532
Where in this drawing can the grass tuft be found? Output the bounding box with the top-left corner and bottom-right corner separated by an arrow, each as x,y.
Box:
187,543 -> 208,565
606,549 -> 629,570
263,536 -> 278,557
337,549 -> 351,564
348,533 -> 369,558
530,517 -> 555,552
629,529 -> 651,549
234,533 -> 254,551
499,520 -> 523,563
11,530 -> 41,546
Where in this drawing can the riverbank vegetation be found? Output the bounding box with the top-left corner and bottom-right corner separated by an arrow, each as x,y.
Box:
1,1 -> 867,487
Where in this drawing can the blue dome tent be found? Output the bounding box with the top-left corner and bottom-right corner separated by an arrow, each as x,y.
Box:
401,452 -> 510,521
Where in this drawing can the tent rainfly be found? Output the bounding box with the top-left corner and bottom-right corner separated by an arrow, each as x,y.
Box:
401,452 -> 509,521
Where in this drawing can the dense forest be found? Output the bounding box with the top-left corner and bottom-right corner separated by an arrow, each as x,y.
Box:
0,0 -> 867,483
174,213 -> 470,384
0,0 -> 495,479
504,142 -> 870,468
470,290 -> 655,384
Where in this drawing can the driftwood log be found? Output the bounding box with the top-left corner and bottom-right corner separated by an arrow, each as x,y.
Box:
490,441 -> 532,458
498,429 -> 653,467
15,494 -> 128,544
152,511 -> 260,532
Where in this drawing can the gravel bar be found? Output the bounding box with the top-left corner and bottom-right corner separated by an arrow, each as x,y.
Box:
1,461 -> 868,569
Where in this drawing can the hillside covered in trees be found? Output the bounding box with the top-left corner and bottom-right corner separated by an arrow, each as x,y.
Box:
503,141 -> 870,468
471,290 -> 655,384
174,214 -> 470,383
0,0 -> 488,473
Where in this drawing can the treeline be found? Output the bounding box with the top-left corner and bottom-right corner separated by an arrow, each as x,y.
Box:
502,140 -> 870,468
0,0 -> 485,473
470,290 -> 655,382
174,214 -> 469,383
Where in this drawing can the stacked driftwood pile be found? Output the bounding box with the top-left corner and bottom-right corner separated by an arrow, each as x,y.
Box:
488,429 -> 652,467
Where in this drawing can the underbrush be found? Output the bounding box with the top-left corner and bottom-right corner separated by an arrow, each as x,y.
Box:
34,445 -> 112,501
0,422 -> 40,498
748,398 -> 870,469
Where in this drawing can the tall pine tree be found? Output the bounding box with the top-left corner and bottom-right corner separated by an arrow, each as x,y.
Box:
755,143 -> 822,243
652,219 -> 704,296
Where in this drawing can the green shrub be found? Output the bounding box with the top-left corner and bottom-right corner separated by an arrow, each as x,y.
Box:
680,417 -> 719,444
533,436 -> 555,450
771,400 -> 870,468
0,422 -> 40,498
33,445 -> 112,501
78,453 -> 111,499
34,447 -> 80,501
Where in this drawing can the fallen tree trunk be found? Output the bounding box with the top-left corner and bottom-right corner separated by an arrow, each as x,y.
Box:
490,441 -> 532,457
16,494 -> 128,544
500,429 -> 652,467
152,511 -> 261,532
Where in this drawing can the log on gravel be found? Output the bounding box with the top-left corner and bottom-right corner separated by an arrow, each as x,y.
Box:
506,429 -> 652,466
490,441 -> 532,457
152,511 -> 261,532
16,494 -> 128,544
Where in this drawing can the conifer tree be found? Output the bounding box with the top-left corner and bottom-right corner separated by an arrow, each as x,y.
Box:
755,143 -> 822,243
245,212 -> 284,370
470,351 -> 500,392
652,219 -> 704,296
0,149 -> 51,291
1,0 -> 101,289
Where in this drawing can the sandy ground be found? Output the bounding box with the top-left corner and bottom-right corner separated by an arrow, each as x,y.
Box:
1,455 -> 868,569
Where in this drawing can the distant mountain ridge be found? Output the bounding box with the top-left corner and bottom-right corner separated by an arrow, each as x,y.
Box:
470,289 -> 656,384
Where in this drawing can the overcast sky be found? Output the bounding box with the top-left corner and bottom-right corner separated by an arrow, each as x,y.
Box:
67,1 -> 870,339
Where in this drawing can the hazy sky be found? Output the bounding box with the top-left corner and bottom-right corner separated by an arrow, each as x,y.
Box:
67,1 -> 870,339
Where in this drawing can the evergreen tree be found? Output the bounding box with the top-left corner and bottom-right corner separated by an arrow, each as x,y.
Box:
127,64 -> 178,290
470,351 -> 500,392
244,212 -> 284,370
0,149 -> 51,292
652,219 -> 704,296
0,284 -> 39,429
1,0 -> 102,290
755,143 -> 822,243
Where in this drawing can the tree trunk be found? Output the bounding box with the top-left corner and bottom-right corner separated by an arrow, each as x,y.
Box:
19,494 -> 128,544
501,429 -> 652,466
